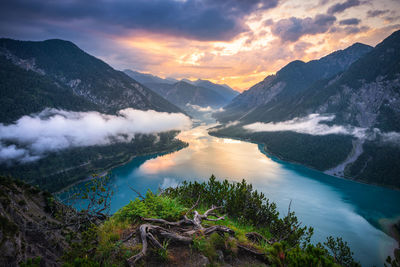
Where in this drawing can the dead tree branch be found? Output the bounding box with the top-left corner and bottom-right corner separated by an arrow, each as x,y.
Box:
126,204 -> 232,266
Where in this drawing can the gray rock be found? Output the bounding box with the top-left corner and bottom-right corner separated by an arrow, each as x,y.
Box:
198,254 -> 210,266
216,250 -> 224,262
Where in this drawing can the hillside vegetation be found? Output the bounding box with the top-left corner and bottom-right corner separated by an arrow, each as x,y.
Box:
0,38 -> 184,123
2,175 -> 400,266
212,29 -> 400,189
2,131 -> 186,192
63,176 -> 362,266
0,38 -> 188,192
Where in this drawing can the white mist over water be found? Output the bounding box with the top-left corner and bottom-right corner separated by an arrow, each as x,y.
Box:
185,103 -> 224,113
64,120 -> 400,266
244,114 -> 367,138
0,108 -> 191,164
62,122 -> 400,266
243,114 -> 400,145
380,131 -> 400,145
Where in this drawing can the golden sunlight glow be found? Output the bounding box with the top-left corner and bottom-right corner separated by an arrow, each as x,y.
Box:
222,139 -> 242,144
113,0 -> 400,91
139,154 -> 177,174
136,124 -> 281,181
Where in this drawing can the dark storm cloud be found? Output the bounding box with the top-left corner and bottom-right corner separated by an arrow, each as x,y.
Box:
339,18 -> 361,25
327,0 -> 361,15
0,0 -> 279,41
367,9 -> 390,17
271,14 -> 336,42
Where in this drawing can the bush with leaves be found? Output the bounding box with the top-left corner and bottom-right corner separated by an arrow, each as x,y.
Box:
164,175 -> 312,247
61,175 -> 361,266
386,252 -> 400,267
324,236 -> 361,267
114,191 -> 185,223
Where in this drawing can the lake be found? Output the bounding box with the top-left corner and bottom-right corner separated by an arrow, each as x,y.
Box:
64,122 -> 400,266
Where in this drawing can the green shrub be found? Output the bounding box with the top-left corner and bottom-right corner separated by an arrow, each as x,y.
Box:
155,240 -> 169,262
62,257 -> 100,267
114,191 -> 185,222
192,234 -> 218,261
20,257 -> 42,267
285,244 -> 337,267
324,236 -> 361,267
164,175 -> 312,247
61,177 -> 360,267
0,215 -> 18,237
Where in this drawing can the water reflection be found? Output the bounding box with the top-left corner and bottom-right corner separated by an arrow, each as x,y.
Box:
64,123 -> 400,266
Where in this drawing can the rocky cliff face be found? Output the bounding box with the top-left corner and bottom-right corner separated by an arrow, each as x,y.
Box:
299,30 -> 400,131
0,176 -> 78,266
0,38 -> 183,123
0,38 -> 188,192
212,30 -> 400,188
215,42 -> 373,123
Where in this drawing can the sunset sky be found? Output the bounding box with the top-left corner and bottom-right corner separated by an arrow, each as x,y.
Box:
1,0 -> 399,91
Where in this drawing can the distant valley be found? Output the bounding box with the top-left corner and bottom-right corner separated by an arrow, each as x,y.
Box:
1,30 -> 399,191
2,1 -> 400,266
0,38 -> 189,191
0,38 -> 240,192
124,69 -> 239,112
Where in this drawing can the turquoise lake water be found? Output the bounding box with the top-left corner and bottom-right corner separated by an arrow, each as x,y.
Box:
64,123 -> 400,266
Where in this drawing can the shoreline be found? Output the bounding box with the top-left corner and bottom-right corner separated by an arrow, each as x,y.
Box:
208,131 -> 400,192
380,217 -> 400,259
55,141 -> 188,195
209,130 -> 400,253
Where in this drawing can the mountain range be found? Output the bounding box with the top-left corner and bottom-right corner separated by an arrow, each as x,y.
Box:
0,38 -> 184,123
0,38 -> 187,191
1,30 -> 399,190
123,69 -> 178,85
124,70 -> 239,110
212,29 -> 400,189
214,42 -> 374,123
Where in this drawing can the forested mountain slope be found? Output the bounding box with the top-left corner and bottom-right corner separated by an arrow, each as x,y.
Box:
0,38 -> 183,123
214,42 -> 373,123
211,30 -> 400,188
0,38 -> 187,191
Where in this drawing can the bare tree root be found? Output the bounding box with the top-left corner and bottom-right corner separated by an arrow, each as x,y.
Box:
124,203 -> 299,266
246,232 -> 273,245
237,244 -> 266,259
126,204 -> 234,266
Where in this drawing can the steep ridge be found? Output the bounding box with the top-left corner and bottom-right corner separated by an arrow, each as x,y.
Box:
0,176 -> 81,266
191,79 -> 239,102
123,69 -> 177,85
214,42 -> 373,123
124,70 -> 238,108
134,81 -> 229,109
0,38 -> 188,192
0,38 -> 183,123
211,30 -> 400,188
286,30 -> 400,128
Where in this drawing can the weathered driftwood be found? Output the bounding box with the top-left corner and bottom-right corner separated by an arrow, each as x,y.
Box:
126,204 -> 234,266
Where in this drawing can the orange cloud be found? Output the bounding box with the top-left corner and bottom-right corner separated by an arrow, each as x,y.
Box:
111,0 -> 399,92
